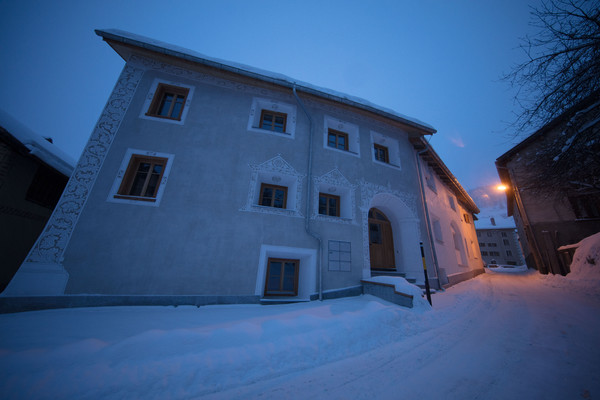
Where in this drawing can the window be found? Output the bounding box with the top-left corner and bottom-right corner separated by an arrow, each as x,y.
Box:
448,195 -> 457,211
481,251 -> 489,256
488,243 -> 497,247
313,169 -> 355,222
569,193 -> 600,219
479,242 -> 486,247
490,251 -> 500,257
329,241 -> 351,271
463,213 -> 471,223
260,110 -> 287,132
433,219 -> 444,242
26,165 -> 68,209
264,258 -> 299,296
146,83 -> 189,120
506,250 -> 513,257
503,239 -> 510,246
319,193 -> 340,217
477,231 -> 481,237
501,232 -> 507,237
327,129 -> 349,151
115,155 -> 168,202
487,232 -> 492,237
371,131 -> 401,168
323,116 -> 360,156
247,98 -> 297,138
374,144 -> 389,163
259,183 -> 287,208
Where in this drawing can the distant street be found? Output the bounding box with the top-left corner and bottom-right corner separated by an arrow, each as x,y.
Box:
205,272 -> 600,400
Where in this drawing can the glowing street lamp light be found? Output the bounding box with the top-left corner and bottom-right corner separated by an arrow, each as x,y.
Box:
496,184 -> 508,191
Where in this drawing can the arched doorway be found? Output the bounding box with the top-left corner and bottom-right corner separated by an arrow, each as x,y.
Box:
368,208 -> 396,270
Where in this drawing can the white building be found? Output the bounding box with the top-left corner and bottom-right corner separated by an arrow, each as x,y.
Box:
3,29 -> 482,306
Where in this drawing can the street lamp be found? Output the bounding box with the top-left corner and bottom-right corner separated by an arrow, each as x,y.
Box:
496,184 -> 507,191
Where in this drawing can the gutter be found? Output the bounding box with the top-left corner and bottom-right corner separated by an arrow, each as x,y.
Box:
95,29 -> 436,135
414,148 -> 443,290
292,86 -> 323,301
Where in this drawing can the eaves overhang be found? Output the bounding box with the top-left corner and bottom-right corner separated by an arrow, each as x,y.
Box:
412,137 -> 479,214
95,29 -> 437,136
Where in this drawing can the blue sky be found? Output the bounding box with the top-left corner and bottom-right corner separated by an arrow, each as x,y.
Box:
0,0 -> 540,191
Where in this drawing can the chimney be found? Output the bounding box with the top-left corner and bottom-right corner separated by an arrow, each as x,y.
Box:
490,217 -> 496,226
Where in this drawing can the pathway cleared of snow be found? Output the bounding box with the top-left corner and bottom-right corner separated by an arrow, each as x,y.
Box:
1,270 -> 599,399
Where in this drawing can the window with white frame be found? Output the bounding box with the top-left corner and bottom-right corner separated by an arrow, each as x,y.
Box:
140,79 -> 195,125
323,116 -> 360,157
247,97 -> 297,138
107,149 -> 175,207
241,155 -> 303,217
432,218 -> 443,243
313,169 -> 355,222
370,131 -> 401,169
448,195 -> 457,211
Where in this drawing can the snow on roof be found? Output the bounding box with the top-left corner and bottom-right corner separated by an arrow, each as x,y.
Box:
0,109 -> 76,177
96,29 -> 436,134
474,206 -> 516,230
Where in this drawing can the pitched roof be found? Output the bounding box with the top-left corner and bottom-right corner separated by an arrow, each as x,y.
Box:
0,109 -> 76,177
95,29 -> 436,135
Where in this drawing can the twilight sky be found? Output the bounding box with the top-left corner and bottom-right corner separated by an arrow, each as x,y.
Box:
0,0 -> 542,191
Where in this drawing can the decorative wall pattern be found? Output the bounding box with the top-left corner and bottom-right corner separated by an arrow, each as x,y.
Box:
359,180 -> 420,272
240,155 -> 305,218
312,168 -> 357,225
25,64 -> 145,264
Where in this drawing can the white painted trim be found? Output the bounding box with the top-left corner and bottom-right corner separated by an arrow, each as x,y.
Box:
370,130 -> 402,170
106,148 -> 175,207
322,115 -> 360,158
139,78 -> 195,125
247,97 -> 297,139
255,245 -> 317,301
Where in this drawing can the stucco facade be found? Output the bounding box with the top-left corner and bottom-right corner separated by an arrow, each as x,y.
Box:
3,30 -> 479,303
416,151 -> 483,287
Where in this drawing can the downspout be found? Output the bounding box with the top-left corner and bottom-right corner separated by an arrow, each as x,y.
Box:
293,85 -> 323,301
414,147 -> 443,290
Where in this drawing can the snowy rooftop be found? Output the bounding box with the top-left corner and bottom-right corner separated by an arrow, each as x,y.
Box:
474,206 -> 516,230
0,109 -> 76,177
95,29 -> 436,134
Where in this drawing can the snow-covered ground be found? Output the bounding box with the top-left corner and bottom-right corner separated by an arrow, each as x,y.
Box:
1,233 -> 599,399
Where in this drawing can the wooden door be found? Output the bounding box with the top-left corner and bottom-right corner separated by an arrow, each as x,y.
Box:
369,208 -> 396,269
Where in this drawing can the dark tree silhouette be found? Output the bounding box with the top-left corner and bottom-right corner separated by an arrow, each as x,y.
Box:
505,0 -> 600,135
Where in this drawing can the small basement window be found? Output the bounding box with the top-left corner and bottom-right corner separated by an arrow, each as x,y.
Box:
264,258 -> 299,296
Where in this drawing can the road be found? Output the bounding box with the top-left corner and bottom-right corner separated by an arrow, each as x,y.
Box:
204,272 -> 600,400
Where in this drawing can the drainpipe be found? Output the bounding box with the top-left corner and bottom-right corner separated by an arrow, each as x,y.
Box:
293,85 -> 323,301
414,147 -> 443,290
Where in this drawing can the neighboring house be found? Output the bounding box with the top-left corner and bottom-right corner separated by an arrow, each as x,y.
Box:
0,110 -> 75,292
496,96 -> 600,275
3,29 -> 479,304
475,215 -> 525,267
414,143 -> 483,287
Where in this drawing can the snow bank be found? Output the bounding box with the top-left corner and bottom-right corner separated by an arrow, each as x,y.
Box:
485,264 -> 528,274
0,296 -> 428,399
567,231 -> 600,280
362,276 -> 432,309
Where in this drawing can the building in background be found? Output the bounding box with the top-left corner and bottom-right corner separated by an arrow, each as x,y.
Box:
475,214 -> 525,267
0,110 -> 75,291
496,95 -> 600,275
414,142 -> 483,287
4,29 -> 481,305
